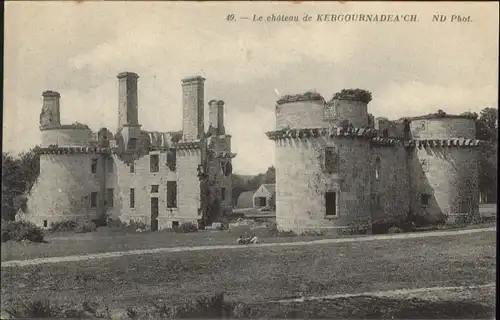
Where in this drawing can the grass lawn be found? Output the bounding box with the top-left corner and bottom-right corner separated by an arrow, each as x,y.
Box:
1,220 -> 495,262
1,231 -> 495,314
0,226 -> 363,262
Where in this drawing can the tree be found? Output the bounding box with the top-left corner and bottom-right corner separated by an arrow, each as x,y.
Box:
475,107 -> 498,203
2,149 -> 40,221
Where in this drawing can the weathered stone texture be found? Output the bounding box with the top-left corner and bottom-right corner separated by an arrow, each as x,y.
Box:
276,101 -> 328,130
182,76 -> 205,141
26,154 -> 101,227
412,147 -> 479,222
25,73 -> 233,230
275,137 -> 371,232
270,99 -> 481,232
371,146 -> 410,222
410,118 -> 476,139
325,99 -> 369,127
41,127 -> 93,147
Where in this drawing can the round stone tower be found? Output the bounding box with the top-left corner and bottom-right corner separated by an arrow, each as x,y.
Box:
25,91 -> 110,228
267,91 -> 376,233
408,114 -> 483,223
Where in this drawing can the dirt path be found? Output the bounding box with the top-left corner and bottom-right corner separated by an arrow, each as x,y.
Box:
272,283 -> 496,303
1,227 -> 495,268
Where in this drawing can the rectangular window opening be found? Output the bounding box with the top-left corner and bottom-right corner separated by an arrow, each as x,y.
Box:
130,188 -> 135,208
420,194 -> 431,207
91,192 -> 98,208
130,161 -> 135,173
91,159 -> 98,174
43,220 -> 48,228
325,191 -> 337,217
167,181 -> 177,208
150,154 -> 159,173
167,149 -> 177,171
107,188 -> 114,208
172,221 -> 179,228
151,185 -> 159,193
324,147 -> 338,173
221,187 -> 226,201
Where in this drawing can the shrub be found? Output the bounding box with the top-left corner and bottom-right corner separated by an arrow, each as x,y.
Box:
106,218 -> 128,229
174,222 -> 198,233
1,220 -> 45,243
153,292 -> 233,318
128,220 -> 148,231
300,229 -> 327,236
49,220 -> 77,233
265,222 -> 296,237
75,222 -> 97,233
388,226 -> 404,234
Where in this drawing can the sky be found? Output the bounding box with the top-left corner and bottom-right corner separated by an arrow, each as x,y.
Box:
3,1 -> 499,175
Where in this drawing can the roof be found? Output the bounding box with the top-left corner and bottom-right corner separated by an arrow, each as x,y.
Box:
237,191 -> 255,208
262,184 -> 276,194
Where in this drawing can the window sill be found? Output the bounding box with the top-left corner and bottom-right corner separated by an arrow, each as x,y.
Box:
325,215 -> 339,219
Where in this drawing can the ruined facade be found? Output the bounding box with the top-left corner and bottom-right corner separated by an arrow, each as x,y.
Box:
266,91 -> 485,233
24,72 -> 235,230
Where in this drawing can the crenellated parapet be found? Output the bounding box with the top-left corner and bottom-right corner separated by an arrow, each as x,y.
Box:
34,145 -> 112,155
175,140 -> 202,150
404,138 -> 487,148
266,126 -> 378,140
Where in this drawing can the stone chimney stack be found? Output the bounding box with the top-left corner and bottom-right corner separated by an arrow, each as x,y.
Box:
208,99 -> 225,135
40,91 -> 61,129
181,76 -> 205,141
117,72 -> 141,151
117,72 -> 140,127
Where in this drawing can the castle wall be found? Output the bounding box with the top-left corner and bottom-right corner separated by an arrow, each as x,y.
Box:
207,136 -> 233,211
276,100 -> 328,130
410,117 -> 476,139
108,149 -> 200,230
25,154 -> 102,227
411,146 -> 479,223
370,146 -> 411,222
275,137 -> 371,233
176,148 -> 202,227
324,99 -> 369,127
41,128 -> 94,146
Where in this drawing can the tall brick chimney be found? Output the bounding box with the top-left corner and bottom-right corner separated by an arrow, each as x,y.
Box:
40,91 -> 61,129
117,72 -> 141,150
181,76 -> 205,141
208,99 -> 225,135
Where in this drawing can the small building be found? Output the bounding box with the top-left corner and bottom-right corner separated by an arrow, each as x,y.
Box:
236,190 -> 255,209
253,184 -> 276,208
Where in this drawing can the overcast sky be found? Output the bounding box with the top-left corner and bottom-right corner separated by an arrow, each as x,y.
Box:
4,1 -> 498,175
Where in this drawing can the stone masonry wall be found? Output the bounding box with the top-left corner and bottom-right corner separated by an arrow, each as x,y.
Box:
206,135 -> 233,210
108,149 -> 200,230
41,128 -> 94,147
370,146 -> 411,222
410,118 -> 476,139
276,101 -> 328,130
275,137 -> 371,232
411,146 -> 479,223
25,154 -> 101,227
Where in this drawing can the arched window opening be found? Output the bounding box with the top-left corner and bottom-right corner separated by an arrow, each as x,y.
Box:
375,157 -> 381,180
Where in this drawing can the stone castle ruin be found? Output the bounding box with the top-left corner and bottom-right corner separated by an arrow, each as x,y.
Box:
266,89 -> 486,233
25,72 -> 236,230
